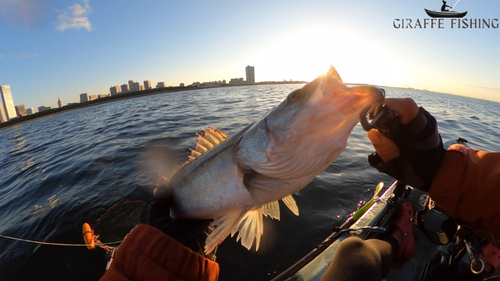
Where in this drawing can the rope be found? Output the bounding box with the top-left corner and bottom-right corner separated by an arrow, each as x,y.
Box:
0,234 -> 122,247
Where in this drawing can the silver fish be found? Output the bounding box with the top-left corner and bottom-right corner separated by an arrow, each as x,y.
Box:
161,66 -> 384,254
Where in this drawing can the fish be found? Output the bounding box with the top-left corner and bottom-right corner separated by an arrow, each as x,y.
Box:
159,66 -> 385,254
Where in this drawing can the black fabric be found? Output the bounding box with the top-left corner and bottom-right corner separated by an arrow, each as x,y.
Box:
139,194 -> 213,257
368,107 -> 446,191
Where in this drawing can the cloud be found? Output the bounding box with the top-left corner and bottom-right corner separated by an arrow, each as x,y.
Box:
23,54 -> 40,59
467,85 -> 500,92
55,0 -> 92,31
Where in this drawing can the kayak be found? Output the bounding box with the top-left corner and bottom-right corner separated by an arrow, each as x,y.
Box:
272,138 -> 500,281
424,9 -> 468,18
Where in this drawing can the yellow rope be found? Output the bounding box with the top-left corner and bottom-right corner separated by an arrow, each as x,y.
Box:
0,234 -> 122,247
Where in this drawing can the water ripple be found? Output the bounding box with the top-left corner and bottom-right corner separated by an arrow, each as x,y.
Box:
0,85 -> 499,280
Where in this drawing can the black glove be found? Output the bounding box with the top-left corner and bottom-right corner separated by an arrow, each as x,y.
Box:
140,192 -> 216,259
368,107 -> 446,191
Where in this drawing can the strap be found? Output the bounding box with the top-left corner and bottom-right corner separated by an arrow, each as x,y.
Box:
413,194 -> 456,245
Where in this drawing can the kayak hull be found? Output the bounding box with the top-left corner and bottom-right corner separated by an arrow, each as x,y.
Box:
424,9 -> 468,18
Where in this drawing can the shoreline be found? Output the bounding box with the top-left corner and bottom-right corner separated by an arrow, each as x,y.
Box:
0,81 -> 307,131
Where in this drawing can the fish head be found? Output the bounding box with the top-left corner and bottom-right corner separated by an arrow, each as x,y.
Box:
266,66 -> 384,145
238,66 -> 384,187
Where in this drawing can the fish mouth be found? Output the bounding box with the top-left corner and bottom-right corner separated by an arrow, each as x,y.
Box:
359,88 -> 388,132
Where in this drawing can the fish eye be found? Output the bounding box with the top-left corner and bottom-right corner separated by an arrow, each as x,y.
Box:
288,89 -> 306,103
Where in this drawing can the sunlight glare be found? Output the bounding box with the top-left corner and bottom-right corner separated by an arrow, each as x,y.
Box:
254,25 -> 403,86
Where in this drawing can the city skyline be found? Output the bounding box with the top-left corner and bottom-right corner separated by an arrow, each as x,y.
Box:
0,64 -> 259,120
1,1 -> 499,109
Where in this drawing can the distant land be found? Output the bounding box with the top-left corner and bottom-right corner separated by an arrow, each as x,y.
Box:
0,81 -> 307,131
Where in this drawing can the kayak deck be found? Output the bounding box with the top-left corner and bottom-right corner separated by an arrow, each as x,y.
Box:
282,181 -> 480,281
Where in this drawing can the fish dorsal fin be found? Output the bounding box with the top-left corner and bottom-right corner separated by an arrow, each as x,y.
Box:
282,195 -> 299,216
185,127 -> 228,165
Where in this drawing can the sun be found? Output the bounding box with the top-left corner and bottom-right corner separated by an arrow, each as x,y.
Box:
254,25 -> 402,86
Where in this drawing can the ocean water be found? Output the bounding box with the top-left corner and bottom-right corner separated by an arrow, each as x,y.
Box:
0,84 -> 499,281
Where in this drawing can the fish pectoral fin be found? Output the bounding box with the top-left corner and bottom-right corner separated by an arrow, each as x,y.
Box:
242,168 -> 288,198
205,210 -> 246,255
262,201 -> 280,220
282,195 -> 299,216
231,208 -> 264,251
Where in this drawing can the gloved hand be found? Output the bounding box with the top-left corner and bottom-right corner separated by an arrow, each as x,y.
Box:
140,186 -> 216,259
366,98 -> 445,191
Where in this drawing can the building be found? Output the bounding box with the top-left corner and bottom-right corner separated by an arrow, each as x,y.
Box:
110,85 -> 121,96
156,82 -> 167,88
89,95 -> 98,101
229,78 -> 245,85
128,80 -> 142,92
0,106 -> 6,122
80,93 -> 89,103
58,97 -> 63,108
1,85 -> 17,120
26,108 -> 34,115
246,65 -> 255,84
98,94 -> 108,99
128,80 -> 135,90
129,80 -> 141,92
179,83 -> 185,87
144,80 -> 152,90
121,84 -> 129,93
38,106 -> 51,112
15,104 -> 26,117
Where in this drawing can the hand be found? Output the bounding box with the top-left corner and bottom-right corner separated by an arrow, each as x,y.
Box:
140,185 -> 216,259
366,98 -> 445,191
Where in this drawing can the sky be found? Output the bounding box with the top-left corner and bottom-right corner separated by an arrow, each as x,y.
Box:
1,0 -> 500,110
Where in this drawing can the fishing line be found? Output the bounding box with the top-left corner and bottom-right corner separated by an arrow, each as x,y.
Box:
0,233 -> 122,248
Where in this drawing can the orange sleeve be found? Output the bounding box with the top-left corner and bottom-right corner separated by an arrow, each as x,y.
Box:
100,224 -> 219,281
429,144 -> 500,246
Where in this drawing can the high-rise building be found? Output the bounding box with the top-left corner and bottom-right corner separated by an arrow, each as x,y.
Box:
144,80 -> 152,90
121,84 -> 129,93
26,108 -> 34,115
58,97 -> 63,108
156,82 -> 166,88
128,80 -> 142,92
0,105 -> 7,122
80,93 -> 89,103
246,65 -> 255,84
110,85 -> 121,96
129,80 -> 140,92
15,104 -> 26,117
1,85 -> 17,120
